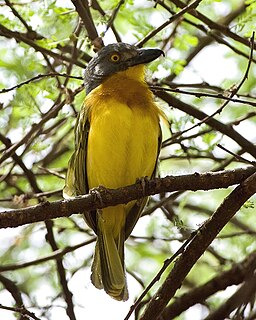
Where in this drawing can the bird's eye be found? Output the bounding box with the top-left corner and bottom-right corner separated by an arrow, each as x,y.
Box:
110,53 -> 120,62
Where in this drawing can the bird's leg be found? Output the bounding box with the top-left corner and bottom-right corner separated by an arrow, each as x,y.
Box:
136,176 -> 150,196
89,185 -> 107,208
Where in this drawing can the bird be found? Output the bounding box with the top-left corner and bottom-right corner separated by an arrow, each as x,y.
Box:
63,42 -> 164,301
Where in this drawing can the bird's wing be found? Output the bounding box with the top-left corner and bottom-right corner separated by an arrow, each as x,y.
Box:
63,104 -> 97,233
124,126 -> 162,239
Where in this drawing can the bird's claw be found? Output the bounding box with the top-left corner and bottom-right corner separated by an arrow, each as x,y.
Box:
136,176 -> 150,197
89,185 -> 107,207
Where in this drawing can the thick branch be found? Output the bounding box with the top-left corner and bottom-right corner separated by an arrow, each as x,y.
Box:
140,172 -> 256,320
0,167 -> 255,228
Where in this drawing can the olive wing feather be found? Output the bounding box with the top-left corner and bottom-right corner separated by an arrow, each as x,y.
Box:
63,105 -> 97,233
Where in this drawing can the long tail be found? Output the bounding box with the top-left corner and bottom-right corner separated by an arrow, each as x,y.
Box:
91,210 -> 128,301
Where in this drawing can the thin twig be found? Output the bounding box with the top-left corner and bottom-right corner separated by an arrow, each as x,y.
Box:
0,73 -> 83,94
104,0 -> 125,35
151,86 -> 256,107
0,24 -> 86,68
0,238 -> 95,272
137,0 -> 203,47
169,0 -> 255,51
124,231 -> 197,320
209,31 -> 255,116
0,304 -> 41,320
4,0 -> 35,34
160,32 -> 255,140
217,144 -> 256,167
45,221 -> 76,320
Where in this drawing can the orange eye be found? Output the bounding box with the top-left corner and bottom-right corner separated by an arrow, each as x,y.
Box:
110,53 -> 120,62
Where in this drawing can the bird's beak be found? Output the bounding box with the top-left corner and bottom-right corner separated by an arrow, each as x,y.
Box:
128,48 -> 164,67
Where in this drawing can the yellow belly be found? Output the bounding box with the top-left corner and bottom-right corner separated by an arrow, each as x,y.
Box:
85,69 -> 161,235
86,97 -> 159,190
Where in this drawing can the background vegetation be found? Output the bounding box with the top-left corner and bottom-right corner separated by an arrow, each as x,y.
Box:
0,0 -> 256,319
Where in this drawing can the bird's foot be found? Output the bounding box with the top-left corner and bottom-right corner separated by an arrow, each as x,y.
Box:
89,185 -> 107,207
136,176 -> 150,197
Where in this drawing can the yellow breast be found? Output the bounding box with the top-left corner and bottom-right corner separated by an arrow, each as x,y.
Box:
85,66 -> 161,190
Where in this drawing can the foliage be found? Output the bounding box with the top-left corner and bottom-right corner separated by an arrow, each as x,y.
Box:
0,0 -> 255,319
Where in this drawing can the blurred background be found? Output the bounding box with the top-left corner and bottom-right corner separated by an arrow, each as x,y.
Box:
0,0 -> 255,319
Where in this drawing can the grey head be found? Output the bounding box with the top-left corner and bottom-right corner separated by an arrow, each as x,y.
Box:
84,43 -> 164,94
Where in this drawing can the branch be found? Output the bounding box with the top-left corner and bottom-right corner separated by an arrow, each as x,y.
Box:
0,167 -> 255,228
4,0 -> 35,34
204,273 -> 256,320
0,304 -> 40,320
0,24 -> 86,68
161,1 -> 248,82
151,86 -> 256,108
137,0 -> 203,47
0,274 -> 29,320
200,31 -> 255,119
0,238 -> 95,272
0,72 -> 83,94
0,274 -> 23,306
140,172 -> 256,320
71,0 -> 103,49
156,91 -> 256,158
104,0 -> 124,35
170,0 -> 255,51
45,221 -> 76,320
90,0 -> 122,42
156,32 -> 255,152
0,133 -> 41,193
0,99 -> 66,165
161,251 -> 256,319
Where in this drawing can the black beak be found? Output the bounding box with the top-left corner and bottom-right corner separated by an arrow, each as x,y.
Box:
128,48 -> 164,67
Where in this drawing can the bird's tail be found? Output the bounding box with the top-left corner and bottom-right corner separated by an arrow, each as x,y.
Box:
91,210 -> 128,301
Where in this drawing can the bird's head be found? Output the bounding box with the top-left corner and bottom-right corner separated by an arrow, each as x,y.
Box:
84,43 -> 164,94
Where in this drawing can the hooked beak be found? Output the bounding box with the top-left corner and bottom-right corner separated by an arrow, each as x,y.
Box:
128,48 -> 164,67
